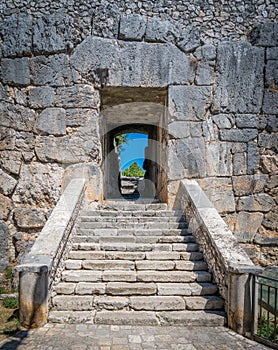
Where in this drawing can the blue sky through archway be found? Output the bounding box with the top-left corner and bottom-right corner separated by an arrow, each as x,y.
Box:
118,133 -> 148,171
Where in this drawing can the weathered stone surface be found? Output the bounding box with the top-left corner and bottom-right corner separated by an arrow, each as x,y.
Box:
106,282 -> 157,295
102,271 -> 136,282
94,296 -> 129,310
55,85 -> 100,108
177,25 -> 201,53
137,271 -> 197,283
65,109 -> 94,127
12,163 -> 63,207
197,177 -> 235,213
30,54 -> 80,86
265,60 -> 278,88
1,58 -> 30,86
247,142 -> 259,175
145,17 -> 178,43
0,221 -> 9,271
53,296 -> 93,311
169,85 -> 211,121
92,2 -> 120,39
75,282 -> 106,295
65,260 -> 82,270
267,47 -> 278,60
212,114 -> 235,129
119,14 -> 147,40
0,194 -> 12,220
33,12 -> 84,54
235,115 -> 259,128
0,151 -> 21,175
202,118 -> 217,141
0,170 -> 17,195
130,296 -> 185,311
0,127 -> 15,151
262,89 -> 278,114
233,152 -> 247,176
237,194 -> 276,212
220,129 -> 258,142
254,234 -> 278,246
260,154 -> 278,174
259,133 -> 278,150
82,260 -> 134,270
95,311 -> 159,326
185,296 -> 224,310
262,211 -> 278,231
213,42 -> 264,113
0,103 -> 36,132
232,175 -> 267,196
71,36 -> 195,87
195,62 -> 215,86
168,138 -> 206,180
205,142 -> 232,176
168,122 -> 190,139
35,135 -> 98,164
1,13 -> 32,57
56,283 -> 76,295
229,212 -> 264,243
28,87 -> 54,108
248,22 -> 278,47
158,311 -> 225,326
195,45 -> 217,61
13,208 -> 46,229
62,271 -> 102,283
35,108 -> 66,136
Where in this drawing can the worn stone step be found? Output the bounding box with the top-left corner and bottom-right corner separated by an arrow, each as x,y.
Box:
62,270 -> 102,283
79,210 -> 184,218
52,295 -> 94,311
71,242 -> 198,252
73,235 -> 195,244
79,217 -> 187,225
106,282 -> 157,295
135,260 -> 208,271
97,202 -> 168,211
136,271 -> 211,283
79,221 -> 188,229
68,250 -> 204,261
184,296 -> 224,310
77,228 -> 193,237
157,282 -> 218,296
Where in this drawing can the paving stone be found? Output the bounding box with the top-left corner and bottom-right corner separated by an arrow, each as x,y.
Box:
158,311 -> 225,326
130,296 -> 185,311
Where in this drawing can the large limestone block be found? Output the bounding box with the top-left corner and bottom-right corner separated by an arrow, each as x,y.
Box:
197,177 -> 236,213
1,58 -> 30,86
53,296 -> 93,311
169,85 -> 212,121
0,151 -> 21,175
130,296 -> 185,311
145,17 -> 178,43
28,87 -> 54,108
94,296 -> 129,310
212,114 -> 235,129
213,42 -> 264,113
35,108 -> 66,136
13,208 -> 46,229
220,129 -> 258,142
177,25 -> 201,53
232,175 -> 268,196
248,23 -> 278,47
1,13 -> 32,57
30,54 -> 81,86
168,138 -> 206,180
205,142 -> 232,176
237,194 -> 276,212
55,85 -> 100,108
0,128 -> 15,151
263,89 -> 278,114
71,36 -> 195,87
0,194 -> 12,220
119,14 -> 147,41
0,170 -> 17,195
12,163 -> 63,207
0,103 -> 35,132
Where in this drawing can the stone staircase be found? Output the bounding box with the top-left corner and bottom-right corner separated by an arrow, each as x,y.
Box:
49,202 -> 225,326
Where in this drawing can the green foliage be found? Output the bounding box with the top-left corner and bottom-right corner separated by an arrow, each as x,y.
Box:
115,134 -> 128,152
3,297 -> 18,309
0,287 -> 6,294
5,267 -> 13,281
257,316 -> 278,343
122,162 -> 145,177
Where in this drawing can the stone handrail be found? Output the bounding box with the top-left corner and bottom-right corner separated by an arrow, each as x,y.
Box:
15,178 -> 86,328
178,179 -> 263,335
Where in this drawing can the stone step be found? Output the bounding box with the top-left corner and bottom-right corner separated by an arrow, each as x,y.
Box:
97,202 -> 168,211
61,271 -> 211,284
76,228 -> 193,236
79,221 -> 188,229
80,210 -> 184,218
48,310 -> 225,326
52,295 -> 223,312
68,251 -> 204,261
56,282 -> 219,297
71,242 -> 199,252
73,235 -> 195,244
64,260 -> 208,272
79,216 -> 187,223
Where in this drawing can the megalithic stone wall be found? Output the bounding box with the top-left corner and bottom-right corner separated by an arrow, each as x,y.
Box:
0,0 -> 277,271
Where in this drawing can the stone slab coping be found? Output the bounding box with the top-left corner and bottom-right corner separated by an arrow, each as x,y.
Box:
16,178 -> 86,273
181,179 -> 264,276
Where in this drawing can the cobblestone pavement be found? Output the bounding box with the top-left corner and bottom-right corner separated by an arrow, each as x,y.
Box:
0,324 -> 270,350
